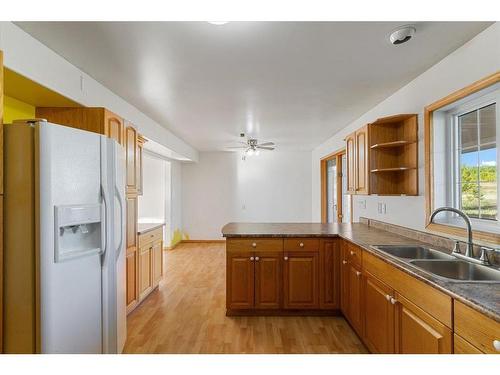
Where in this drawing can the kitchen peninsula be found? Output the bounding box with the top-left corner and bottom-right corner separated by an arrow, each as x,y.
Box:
221,221 -> 500,354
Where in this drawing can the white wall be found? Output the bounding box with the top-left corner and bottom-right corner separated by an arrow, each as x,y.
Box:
182,151 -> 312,239
138,153 -> 167,223
0,21 -> 198,162
312,22 -> 500,231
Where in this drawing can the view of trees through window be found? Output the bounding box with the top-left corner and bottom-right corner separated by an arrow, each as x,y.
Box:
459,103 -> 497,220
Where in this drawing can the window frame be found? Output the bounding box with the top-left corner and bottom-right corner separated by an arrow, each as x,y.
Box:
424,71 -> 500,244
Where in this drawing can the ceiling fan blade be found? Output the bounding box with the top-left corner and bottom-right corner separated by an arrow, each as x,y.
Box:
226,146 -> 248,149
256,146 -> 275,150
258,142 -> 275,147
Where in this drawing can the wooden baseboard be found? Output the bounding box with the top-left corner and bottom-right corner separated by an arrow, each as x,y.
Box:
226,309 -> 342,317
181,240 -> 226,244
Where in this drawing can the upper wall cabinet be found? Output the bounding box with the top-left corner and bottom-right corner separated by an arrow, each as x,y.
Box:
369,114 -> 418,196
125,124 -> 138,195
345,114 -> 418,197
346,125 -> 370,195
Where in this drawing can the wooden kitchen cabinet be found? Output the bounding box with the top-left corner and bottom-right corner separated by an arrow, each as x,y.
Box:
454,334 -> 483,354
126,196 -> 138,312
226,252 -> 255,310
138,244 -> 153,300
363,272 -> 395,353
254,251 -> 282,309
152,240 -> 163,286
136,134 -> 146,195
394,293 -> 452,354
345,125 -> 369,195
283,251 -> 319,309
104,110 -> 125,146
347,263 -> 363,335
340,240 -> 349,316
319,239 -> 340,309
125,124 -> 138,195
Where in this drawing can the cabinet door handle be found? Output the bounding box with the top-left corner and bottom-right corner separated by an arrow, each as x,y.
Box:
493,340 -> 500,352
250,256 -> 254,261
299,242 -> 304,247
342,260 -> 347,265
252,242 -> 257,248
350,251 -> 355,256
284,256 -> 288,260
385,294 -> 391,301
255,256 -> 260,261
390,297 -> 398,305
356,271 -> 361,277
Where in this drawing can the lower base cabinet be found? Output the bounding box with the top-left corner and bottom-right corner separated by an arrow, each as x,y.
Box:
454,334 -> 483,354
139,245 -> 153,300
346,263 -> 363,335
363,272 -> 394,353
126,247 -> 138,312
394,293 -> 452,354
255,252 -> 282,309
283,251 -> 319,309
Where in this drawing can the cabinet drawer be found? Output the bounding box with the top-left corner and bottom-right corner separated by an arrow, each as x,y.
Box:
138,227 -> 163,248
284,238 -> 319,252
347,242 -> 362,267
226,238 -> 283,252
454,300 -> 500,354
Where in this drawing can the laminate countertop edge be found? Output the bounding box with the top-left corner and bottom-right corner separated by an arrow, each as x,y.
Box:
221,222 -> 500,323
138,222 -> 165,235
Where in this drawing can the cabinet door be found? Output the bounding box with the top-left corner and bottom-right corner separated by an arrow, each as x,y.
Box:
394,293 -> 452,354
347,264 -> 363,335
363,272 -> 395,353
126,248 -> 138,312
226,252 -> 255,310
254,251 -> 282,309
283,251 -> 319,309
454,334 -> 483,354
340,241 -> 349,315
152,240 -> 163,287
125,125 -> 138,194
355,126 -> 369,194
104,110 -> 124,146
345,132 -> 356,194
136,135 -> 146,196
319,239 -> 340,309
138,245 -> 153,300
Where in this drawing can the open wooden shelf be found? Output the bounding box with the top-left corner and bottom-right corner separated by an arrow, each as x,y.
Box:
370,140 -> 416,149
369,114 -> 418,196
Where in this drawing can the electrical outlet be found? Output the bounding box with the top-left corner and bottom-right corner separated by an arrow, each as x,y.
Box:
382,203 -> 387,214
359,200 -> 366,209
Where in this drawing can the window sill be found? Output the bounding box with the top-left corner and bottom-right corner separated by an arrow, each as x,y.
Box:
426,222 -> 500,245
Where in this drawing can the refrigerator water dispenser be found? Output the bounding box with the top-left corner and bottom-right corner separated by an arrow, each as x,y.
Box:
54,204 -> 103,262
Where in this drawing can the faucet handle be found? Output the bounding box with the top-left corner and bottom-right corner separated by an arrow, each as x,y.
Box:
452,241 -> 461,254
479,247 -> 492,265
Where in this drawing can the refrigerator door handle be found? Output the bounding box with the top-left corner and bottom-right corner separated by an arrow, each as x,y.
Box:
100,184 -> 108,255
115,185 -> 124,259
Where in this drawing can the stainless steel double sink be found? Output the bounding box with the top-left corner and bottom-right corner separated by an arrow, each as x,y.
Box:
371,245 -> 500,283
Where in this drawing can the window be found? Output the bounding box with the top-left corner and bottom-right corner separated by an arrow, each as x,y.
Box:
456,103 -> 497,220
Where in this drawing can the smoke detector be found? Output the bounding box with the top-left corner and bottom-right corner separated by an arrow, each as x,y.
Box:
389,25 -> 416,45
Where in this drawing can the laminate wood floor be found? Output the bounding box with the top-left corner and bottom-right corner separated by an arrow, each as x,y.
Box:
123,243 -> 368,354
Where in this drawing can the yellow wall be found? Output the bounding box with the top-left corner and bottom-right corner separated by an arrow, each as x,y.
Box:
3,95 -> 35,123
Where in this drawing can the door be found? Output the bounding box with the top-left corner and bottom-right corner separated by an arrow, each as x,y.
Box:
152,240 -> 163,287
254,252 -> 282,309
104,110 -> 124,146
346,132 -> 356,194
226,252 -> 255,310
283,251 -> 319,309
340,241 -> 349,315
326,158 -> 338,222
138,245 -> 153,299
136,135 -> 146,195
319,239 -> 340,309
355,126 -> 369,194
394,293 -> 452,354
347,264 -> 363,335
125,125 -> 138,194
125,250 -> 138,311
363,272 -> 395,353
341,154 -> 351,223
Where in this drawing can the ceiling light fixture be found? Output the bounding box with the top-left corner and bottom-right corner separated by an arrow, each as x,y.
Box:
207,21 -> 229,26
388,25 -> 416,45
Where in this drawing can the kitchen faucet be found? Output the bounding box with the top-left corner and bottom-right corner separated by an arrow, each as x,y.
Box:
429,206 -> 490,265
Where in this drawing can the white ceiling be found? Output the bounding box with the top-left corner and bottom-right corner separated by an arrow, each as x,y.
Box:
16,21 -> 492,151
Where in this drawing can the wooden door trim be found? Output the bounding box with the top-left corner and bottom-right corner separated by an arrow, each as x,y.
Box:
0,49 -> 4,353
424,71 -> 500,244
320,148 -> 347,223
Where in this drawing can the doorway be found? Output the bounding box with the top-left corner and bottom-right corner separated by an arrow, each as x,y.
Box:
321,150 -> 351,223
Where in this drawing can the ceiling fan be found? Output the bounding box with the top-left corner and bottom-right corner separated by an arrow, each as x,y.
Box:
227,134 -> 275,160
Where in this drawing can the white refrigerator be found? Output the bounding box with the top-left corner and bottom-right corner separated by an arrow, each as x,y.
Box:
3,120 -> 126,354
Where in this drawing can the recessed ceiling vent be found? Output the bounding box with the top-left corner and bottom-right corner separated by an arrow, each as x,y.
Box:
389,25 -> 416,45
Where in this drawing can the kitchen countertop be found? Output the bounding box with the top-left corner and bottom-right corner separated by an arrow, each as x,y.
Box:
137,222 -> 165,235
222,222 -> 500,322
